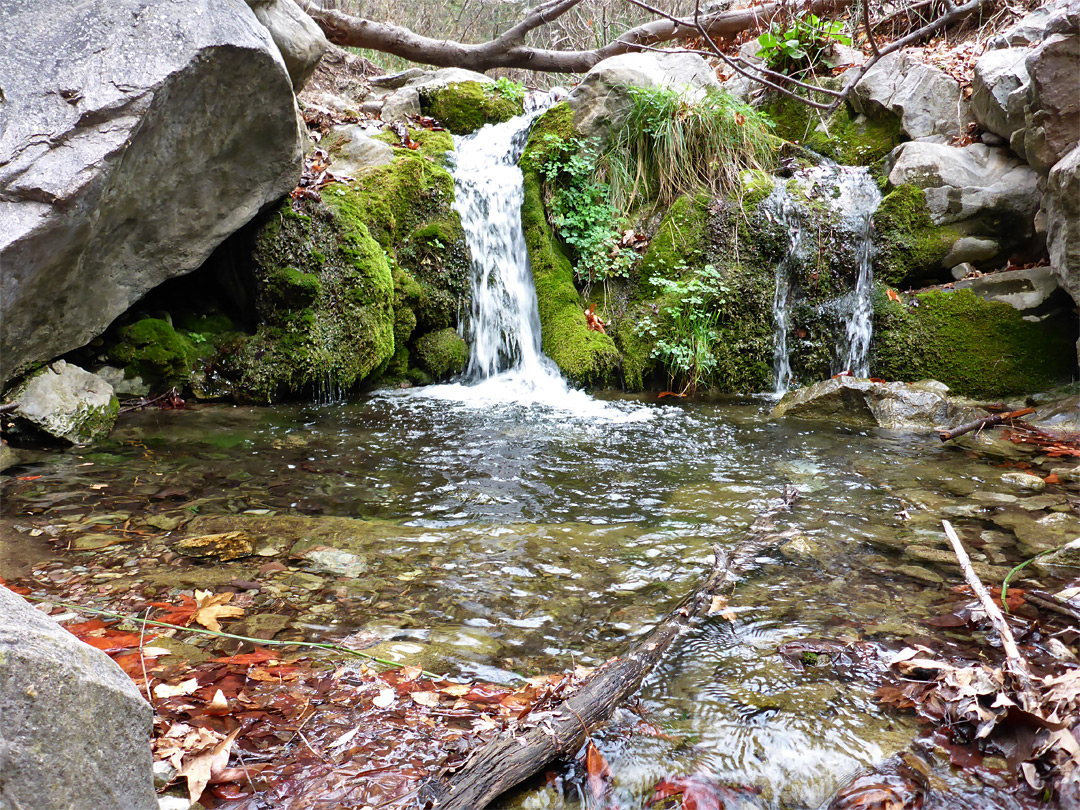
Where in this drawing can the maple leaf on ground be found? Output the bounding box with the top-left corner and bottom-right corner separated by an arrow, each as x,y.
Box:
150,595 -> 198,626
192,590 -> 244,633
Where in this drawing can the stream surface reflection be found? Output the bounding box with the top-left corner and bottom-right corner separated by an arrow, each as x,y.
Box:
3,393 -> 1050,809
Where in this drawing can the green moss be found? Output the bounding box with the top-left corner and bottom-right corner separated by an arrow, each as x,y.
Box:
637,195 -> 709,292
873,185 -> 961,287
519,104 -> 578,175
108,318 -> 197,384
763,95 -> 902,167
413,328 -> 468,379
419,81 -> 524,135
872,287 -> 1077,397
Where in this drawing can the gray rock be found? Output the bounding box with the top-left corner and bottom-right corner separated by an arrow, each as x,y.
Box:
370,68 -> 429,89
953,265 -> 1070,319
0,0 -> 304,385
1020,33 -> 1080,173
970,48 -> 1030,141
770,376 -> 980,429
1044,146 -> 1080,336
5,361 -> 118,445
941,236 -> 1001,268
1000,471 -> 1047,491
851,50 -> 972,139
951,262 -> 978,280
885,141 -> 1041,234
331,126 -> 394,175
403,67 -> 493,90
1030,394 -> 1080,432
566,52 -> 722,142
246,0 -> 328,90
93,364 -> 151,398
380,86 -> 422,121
1033,537 -> 1080,576
0,442 -> 21,473
0,585 -> 157,810
988,0 -> 1077,48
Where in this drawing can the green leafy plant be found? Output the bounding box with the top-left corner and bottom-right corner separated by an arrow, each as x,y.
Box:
486,77 -> 526,105
637,263 -> 731,394
757,13 -> 851,75
537,133 -> 636,287
602,86 -> 775,211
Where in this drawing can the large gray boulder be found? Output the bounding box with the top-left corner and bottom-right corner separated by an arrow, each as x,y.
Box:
953,266 -> 1072,321
988,0 -> 1078,48
970,48 -> 1030,142
1044,145 -> 1080,362
0,585 -> 157,810
885,142 -> 1041,239
851,50 -> 972,140
4,361 -> 119,445
771,377 -> 979,429
0,0 -> 305,386
1018,32 -> 1080,173
566,52 -> 722,142
245,0 -> 329,90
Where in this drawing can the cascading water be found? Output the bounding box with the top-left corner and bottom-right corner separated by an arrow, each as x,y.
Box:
766,165 -> 881,393
416,95 -> 649,421
451,96 -> 559,385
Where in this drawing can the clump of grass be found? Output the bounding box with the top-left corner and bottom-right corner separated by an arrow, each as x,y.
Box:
602,86 -> 776,211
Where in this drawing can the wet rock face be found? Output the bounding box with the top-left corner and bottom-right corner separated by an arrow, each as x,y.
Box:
244,0 -> 328,90
0,585 -> 157,810
770,377 -> 979,429
0,0 -> 304,386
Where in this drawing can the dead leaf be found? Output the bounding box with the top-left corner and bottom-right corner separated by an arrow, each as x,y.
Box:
154,678 -> 200,699
372,688 -> 395,708
707,594 -> 737,621
411,691 -> 441,708
585,741 -> 612,800
192,590 -> 244,633
178,727 -> 240,803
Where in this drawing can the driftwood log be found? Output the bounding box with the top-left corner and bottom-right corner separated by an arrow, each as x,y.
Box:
936,407 -> 1036,442
421,486 -> 801,810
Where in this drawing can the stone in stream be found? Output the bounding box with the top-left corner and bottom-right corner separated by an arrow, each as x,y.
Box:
770,377 -> 980,430
175,530 -> 255,561
999,471 -> 1048,492
0,585 -> 157,810
4,361 -> 119,445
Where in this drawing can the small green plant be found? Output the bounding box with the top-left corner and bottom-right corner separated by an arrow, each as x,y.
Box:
537,134 -> 636,287
757,13 -> 851,75
486,77 -> 525,105
637,263 -> 731,394
602,86 -> 775,211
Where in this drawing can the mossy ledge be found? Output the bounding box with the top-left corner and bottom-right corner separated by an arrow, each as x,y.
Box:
763,92 -> 902,169
871,287 -> 1077,398
873,184 -> 961,288
223,130 -> 471,402
519,104 -> 622,386
420,81 -> 524,135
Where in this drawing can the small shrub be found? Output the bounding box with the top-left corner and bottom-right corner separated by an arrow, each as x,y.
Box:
636,263 -> 731,394
486,77 -> 525,105
536,134 -> 636,287
757,13 -> 851,75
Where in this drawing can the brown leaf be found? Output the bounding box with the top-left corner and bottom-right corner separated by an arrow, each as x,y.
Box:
585,740 -> 611,800
192,590 -> 244,633
179,727 -> 240,804
707,594 -> 736,621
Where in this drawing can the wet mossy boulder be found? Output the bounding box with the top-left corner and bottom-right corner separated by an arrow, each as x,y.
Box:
414,328 -> 468,379
107,318 -> 198,386
519,104 -> 621,386
872,184 -> 962,287
419,81 -> 523,135
763,94 -> 902,168
224,128 -> 472,401
871,287 -> 1078,398
5,361 -> 119,445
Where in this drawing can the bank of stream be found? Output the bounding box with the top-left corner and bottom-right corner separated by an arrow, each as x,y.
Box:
2,392 -> 1076,808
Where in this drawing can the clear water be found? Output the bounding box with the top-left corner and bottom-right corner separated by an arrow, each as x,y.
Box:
764,184 -> 806,396
4,397 -> 1064,809
835,168 -> 883,376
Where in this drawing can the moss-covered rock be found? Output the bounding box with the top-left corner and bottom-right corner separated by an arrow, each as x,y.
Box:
419,81 -> 523,135
414,328 -> 468,379
107,318 -> 197,385
519,105 -> 622,386
221,129 -> 473,401
763,95 -> 902,168
873,185 -> 961,288
871,287 -> 1077,397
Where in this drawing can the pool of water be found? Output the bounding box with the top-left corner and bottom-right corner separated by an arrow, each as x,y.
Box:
3,389 -> 1074,809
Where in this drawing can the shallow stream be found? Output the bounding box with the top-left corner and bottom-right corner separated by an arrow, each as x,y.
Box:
4,392 -> 1075,809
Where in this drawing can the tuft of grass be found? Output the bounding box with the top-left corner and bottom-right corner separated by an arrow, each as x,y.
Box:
602,86 -> 776,212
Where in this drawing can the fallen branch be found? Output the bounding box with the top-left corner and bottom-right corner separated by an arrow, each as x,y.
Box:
941,520 -> 1040,708
936,407 -> 1036,442
0,402 -> 20,414
422,486 -> 801,810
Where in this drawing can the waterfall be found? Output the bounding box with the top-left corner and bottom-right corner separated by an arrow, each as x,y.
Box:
765,165 -> 881,394
451,97 -> 561,385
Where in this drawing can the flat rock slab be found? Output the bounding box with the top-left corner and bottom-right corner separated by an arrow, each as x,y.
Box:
5,360 -> 117,444
0,585 -> 157,810
770,377 -> 981,429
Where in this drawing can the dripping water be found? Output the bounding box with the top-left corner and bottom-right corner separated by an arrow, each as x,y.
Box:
834,168 -> 882,376
763,183 -> 807,396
